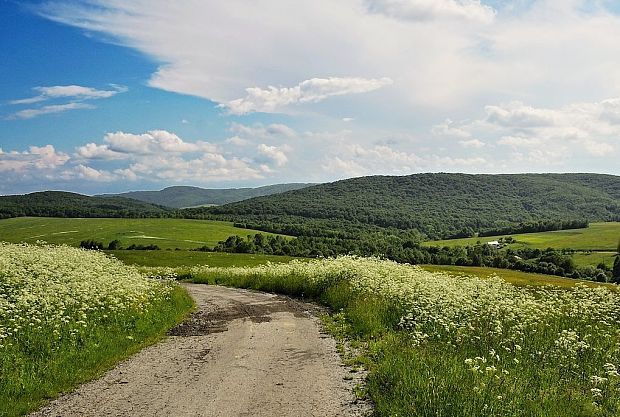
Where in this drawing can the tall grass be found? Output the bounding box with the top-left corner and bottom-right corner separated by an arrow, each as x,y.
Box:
0,243 -> 193,416
159,257 -> 620,417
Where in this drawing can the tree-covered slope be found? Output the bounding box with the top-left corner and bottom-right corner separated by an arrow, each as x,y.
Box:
103,183 -> 315,208
0,191 -> 171,219
184,173 -> 620,239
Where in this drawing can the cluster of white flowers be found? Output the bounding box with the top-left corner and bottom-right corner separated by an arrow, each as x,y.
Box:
171,256 -> 620,405
0,242 -> 172,349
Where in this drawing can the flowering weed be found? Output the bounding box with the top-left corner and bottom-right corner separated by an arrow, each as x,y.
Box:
0,243 -> 192,416
176,256 -> 620,416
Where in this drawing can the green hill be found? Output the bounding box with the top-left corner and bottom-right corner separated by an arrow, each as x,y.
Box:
102,183 -> 315,208
184,173 -> 620,240
0,191 -> 171,219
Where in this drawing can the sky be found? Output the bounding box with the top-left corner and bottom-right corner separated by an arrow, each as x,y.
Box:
1,0 -> 619,195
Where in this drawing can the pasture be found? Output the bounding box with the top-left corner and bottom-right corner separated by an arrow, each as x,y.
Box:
425,222 -> 620,251
0,217 -> 286,250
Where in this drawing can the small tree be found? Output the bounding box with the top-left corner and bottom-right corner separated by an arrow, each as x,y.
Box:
108,240 -> 121,250
612,256 -> 620,284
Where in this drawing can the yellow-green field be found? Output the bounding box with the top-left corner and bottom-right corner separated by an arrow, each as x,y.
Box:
108,250 -> 300,267
421,264 -> 617,289
0,217 -> 287,250
425,222 -> 620,251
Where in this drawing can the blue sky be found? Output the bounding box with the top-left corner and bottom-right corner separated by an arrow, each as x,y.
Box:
1,0 -> 619,194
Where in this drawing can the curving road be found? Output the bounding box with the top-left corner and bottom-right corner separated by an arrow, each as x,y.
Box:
32,284 -> 368,417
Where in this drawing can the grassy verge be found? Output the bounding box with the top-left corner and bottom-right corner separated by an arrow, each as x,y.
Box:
1,286 -> 193,417
182,258 -> 620,417
0,243 -> 194,417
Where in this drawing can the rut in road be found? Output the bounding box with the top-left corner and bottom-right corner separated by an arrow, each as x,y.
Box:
32,284 -> 369,417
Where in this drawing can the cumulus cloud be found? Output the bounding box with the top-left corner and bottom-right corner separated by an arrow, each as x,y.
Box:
0,145 -> 69,173
224,77 -> 393,115
322,144 -> 486,177
2,127 -> 300,190
365,0 -> 496,23
257,144 -> 289,167
75,130 -> 218,160
437,98 -> 618,162
73,130 -> 282,183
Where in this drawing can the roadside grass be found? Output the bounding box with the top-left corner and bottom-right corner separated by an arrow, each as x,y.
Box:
0,244 -> 194,417
107,249 -> 300,267
425,222 -> 620,251
0,217 -> 288,250
420,264 -> 618,289
170,257 -> 620,417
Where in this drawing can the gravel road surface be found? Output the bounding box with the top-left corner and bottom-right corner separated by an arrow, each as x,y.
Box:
32,284 -> 368,417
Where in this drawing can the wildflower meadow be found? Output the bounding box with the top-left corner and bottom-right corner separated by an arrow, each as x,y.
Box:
0,242 -> 192,416
167,257 -> 620,416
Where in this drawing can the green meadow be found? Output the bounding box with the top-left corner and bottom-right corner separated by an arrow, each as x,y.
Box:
421,264 -> 617,289
425,222 -> 620,268
425,222 -> 620,251
0,217 -> 287,250
108,250 -> 300,267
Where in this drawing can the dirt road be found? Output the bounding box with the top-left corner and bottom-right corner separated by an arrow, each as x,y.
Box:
32,284 -> 368,417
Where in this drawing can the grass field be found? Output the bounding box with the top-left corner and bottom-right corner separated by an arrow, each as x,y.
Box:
571,251 -> 618,269
421,264 -> 617,289
426,222 -> 620,251
0,217 -> 286,250
108,250 -> 300,267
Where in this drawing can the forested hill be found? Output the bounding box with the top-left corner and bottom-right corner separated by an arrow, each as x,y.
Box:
102,183 -> 315,208
0,191 -> 171,219
183,173 -> 620,240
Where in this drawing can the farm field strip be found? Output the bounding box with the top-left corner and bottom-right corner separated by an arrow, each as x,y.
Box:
425,222 -> 620,251
0,217 -> 287,250
108,249 -> 300,267
421,264 -> 618,289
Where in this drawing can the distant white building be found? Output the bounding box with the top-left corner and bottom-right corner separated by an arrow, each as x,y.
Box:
487,241 -> 501,249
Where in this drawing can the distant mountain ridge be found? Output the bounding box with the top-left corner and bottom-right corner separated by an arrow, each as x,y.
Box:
0,191 -> 170,219
185,173 -> 620,240
100,183 -> 316,208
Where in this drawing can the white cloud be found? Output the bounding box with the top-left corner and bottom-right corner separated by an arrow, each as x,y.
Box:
36,0 -> 620,117
90,130 -> 219,157
365,0 -> 496,23
8,84 -> 126,120
459,138 -> 485,148
9,103 -> 95,120
229,123 -> 298,140
10,85 -> 127,105
432,119 -> 472,139
322,143 -> 487,177
224,77 -> 393,115
225,136 -> 251,147
257,144 -> 289,167
72,130 -> 284,183
439,98 -> 618,163
0,145 -> 69,173
72,164 -> 117,182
